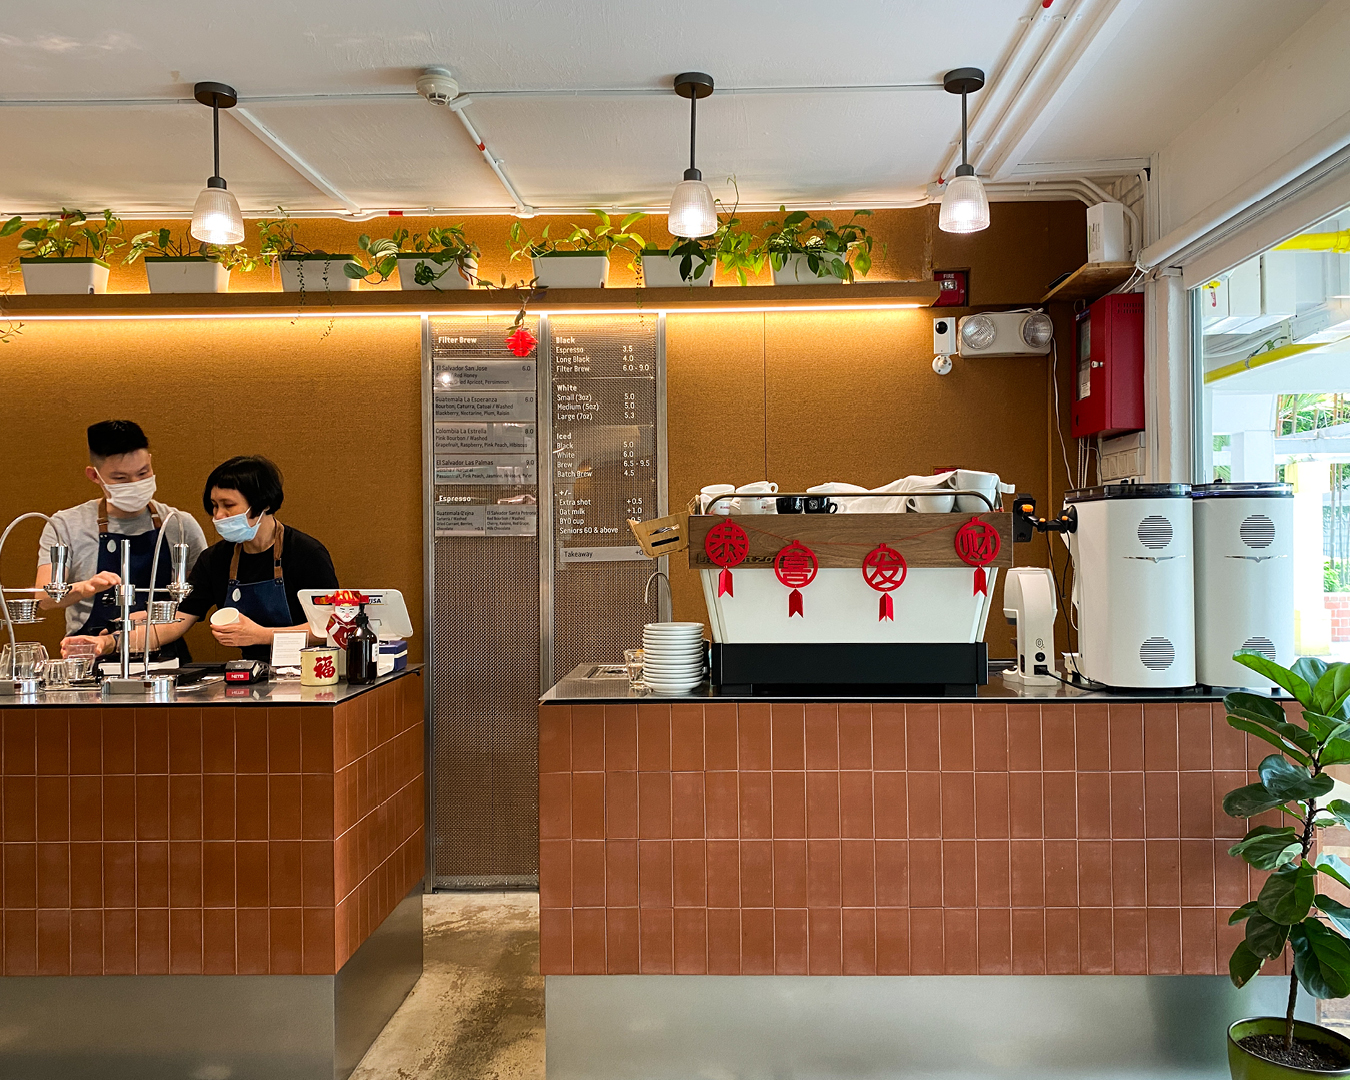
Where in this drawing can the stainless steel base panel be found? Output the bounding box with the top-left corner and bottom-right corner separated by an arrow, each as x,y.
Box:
0,889 -> 423,1080
545,973 -> 1309,1080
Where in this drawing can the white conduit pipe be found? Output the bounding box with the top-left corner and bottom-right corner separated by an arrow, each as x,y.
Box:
231,107 -> 363,215
447,99 -> 534,216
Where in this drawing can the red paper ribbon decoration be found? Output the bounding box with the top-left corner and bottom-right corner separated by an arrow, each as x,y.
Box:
954,516 -> 1002,595
774,540 -> 818,617
862,543 -> 908,621
704,518 -> 749,597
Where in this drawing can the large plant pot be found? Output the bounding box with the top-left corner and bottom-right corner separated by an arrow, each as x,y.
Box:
771,252 -> 846,286
531,253 -> 609,289
144,257 -> 230,294
278,255 -> 359,293
1228,1018 -> 1350,1079
397,254 -> 478,291
20,258 -> 110,295
639,251 -> 714,288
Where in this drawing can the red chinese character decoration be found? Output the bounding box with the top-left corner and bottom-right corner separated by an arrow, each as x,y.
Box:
774,540 -> 818,617
862,543 -> 907,621
505,326 -> 537,357
314,655 -> 336,680
954,516 -> 1002,595
704,518 -> 749,597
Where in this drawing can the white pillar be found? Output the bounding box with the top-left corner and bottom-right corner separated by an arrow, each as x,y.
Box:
1288,459 -> 1331,655
1229,430 -> 1276,481
1143,267 -> 1192,482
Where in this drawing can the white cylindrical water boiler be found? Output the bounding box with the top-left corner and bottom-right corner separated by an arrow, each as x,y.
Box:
1066,483 -> 1196,688
1192,482 -> 1294,689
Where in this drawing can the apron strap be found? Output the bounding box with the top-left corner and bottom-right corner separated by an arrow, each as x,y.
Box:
227,520 -> 284,582
96,498 -> 164,532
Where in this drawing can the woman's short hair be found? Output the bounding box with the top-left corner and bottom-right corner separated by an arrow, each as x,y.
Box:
203,455 -> 285,518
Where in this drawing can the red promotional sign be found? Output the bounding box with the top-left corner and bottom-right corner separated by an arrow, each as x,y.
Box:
704,518 -> 749,597
774,540 -> 818,617
862,543 -> 908,621
954,516 -> 1001,595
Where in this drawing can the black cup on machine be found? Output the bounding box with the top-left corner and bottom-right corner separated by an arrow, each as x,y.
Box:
776,496 -> 804,514
803,496 -> 838,514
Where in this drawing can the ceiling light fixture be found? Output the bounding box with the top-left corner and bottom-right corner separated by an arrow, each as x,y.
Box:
939,68 -> 989,235
668,72 -> 717,239
190,82 -> 245,245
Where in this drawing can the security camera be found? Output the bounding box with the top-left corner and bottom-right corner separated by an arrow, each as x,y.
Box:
933,315 -> 957,356
416,67 -> 459,106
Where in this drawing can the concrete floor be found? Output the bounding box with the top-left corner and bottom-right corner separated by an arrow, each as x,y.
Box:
351,892 -> 544,1080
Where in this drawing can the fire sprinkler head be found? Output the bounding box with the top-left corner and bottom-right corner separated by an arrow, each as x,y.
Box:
416,67 -> 459,106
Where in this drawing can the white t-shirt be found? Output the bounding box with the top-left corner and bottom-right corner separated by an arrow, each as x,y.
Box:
38,499 -> 209,635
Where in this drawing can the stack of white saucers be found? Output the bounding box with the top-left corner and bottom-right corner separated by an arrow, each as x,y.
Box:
641,622 -> 707,693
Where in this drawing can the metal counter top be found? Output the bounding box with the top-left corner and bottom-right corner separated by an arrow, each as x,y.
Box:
540,663 -> 1231,705
0,665 -> 421,708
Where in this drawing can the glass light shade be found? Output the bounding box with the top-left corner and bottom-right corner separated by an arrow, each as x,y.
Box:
1021,312 -> 1054,349
668,179 -> 717,239
939,172 -> 990,234
960,314 -> 997,351
191,185 -> 244,245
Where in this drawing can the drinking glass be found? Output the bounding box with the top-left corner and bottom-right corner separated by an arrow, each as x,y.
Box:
623,648 -> 645,688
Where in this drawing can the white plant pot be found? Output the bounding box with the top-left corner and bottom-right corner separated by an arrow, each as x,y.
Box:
20,258 -> 110,295
531,253 -> 609,289
639,252 -> 714,288
144,258 -> 230,294
278,256 -> 359,293
771,252 -> 846,286
397,254 -> 478,291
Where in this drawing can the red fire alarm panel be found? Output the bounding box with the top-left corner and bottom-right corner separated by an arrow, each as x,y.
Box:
933,270 -> 968,307
1071,293 -> 1144,439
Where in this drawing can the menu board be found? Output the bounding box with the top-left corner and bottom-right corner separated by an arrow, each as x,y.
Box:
550,315 -> 658,563
431,317 -> 540,536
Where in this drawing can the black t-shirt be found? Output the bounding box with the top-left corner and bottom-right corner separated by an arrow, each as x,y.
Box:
180,524 -> 338,658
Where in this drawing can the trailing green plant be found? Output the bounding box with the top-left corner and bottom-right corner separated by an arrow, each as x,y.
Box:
344,225 -> 481,287
646,179 -> 763,286
2,209 -> 125,264
123,227 -> 260,272
509,210 -> 646,267
257,208 -> 321,262
760,206 -> 876,282
1222,652 -> 1350,1055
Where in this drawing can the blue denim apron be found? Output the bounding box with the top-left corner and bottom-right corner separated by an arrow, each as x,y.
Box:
77,499 -> 191,663
225,521 -> 292,633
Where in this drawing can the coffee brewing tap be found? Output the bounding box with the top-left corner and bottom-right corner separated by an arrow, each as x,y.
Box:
0,512 -> 74,692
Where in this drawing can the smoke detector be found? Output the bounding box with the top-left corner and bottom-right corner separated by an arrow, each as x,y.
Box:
416,67 -> 459,106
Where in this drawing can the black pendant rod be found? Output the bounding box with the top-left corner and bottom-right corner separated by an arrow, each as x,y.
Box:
213,102 -> 221,180
689,91 -> 697,174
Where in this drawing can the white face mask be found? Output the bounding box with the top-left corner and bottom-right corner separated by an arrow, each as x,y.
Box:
99,472 -> 157,514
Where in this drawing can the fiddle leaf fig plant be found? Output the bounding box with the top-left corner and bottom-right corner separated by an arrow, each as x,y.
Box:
6,209 -> 125,264
1224,652 -> 1350,1055
761,206 -> 876,282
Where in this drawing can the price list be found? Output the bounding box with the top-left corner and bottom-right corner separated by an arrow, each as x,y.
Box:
550,315 -> 658,562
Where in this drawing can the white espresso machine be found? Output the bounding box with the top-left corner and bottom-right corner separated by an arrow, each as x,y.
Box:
1191,481 -> 1294,689
1064,482 -> 1196,689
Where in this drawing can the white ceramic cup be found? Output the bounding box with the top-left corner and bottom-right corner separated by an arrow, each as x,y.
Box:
955,470 -> 1002,512
735,481 -> 778,515
700,484 -> 735,515
904,492 -> 957,513
210,607 -> 240,626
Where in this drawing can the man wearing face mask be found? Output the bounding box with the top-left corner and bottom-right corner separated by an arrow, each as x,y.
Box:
120,455 -> 339,661
39,420 -> 209,663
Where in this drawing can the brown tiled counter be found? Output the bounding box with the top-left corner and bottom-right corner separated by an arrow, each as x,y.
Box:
537,698 -> 1285,978
0,668 -> 425,1080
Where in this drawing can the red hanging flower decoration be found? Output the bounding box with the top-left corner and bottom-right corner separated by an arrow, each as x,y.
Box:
862,543 -> 907,621
704,518 -> 749,597
505,326 -> 537,357
774,540 -> 818,617
954,516 -> 1002,595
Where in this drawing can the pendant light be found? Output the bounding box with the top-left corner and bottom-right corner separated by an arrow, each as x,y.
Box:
667,72 -> 717,239
939,68 -> 990,235
190,82 -> 245,245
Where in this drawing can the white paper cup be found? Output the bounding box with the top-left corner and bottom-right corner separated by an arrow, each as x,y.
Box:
210,607 -> 240,626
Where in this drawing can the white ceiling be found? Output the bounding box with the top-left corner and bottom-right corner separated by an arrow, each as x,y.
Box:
0,0 -> 1335,216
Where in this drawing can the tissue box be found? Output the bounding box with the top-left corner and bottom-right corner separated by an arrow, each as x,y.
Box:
377,639 -> 408,677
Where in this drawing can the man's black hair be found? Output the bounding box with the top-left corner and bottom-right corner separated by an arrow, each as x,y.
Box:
87,420 -> 149,461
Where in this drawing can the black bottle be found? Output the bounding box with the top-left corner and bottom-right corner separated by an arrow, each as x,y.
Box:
346,604 -> 378,684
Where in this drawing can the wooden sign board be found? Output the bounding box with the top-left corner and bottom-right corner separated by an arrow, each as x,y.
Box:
686,512 -> 1014,570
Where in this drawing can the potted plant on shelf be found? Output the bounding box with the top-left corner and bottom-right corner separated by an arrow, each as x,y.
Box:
509,210 -> 646,289
761,206 -> 876,284
257,209 -> 359,294
124,227 -> 258,293
3,209 -> 125,294
342,225 -> 481,291
1222,652 -> 1350,1077
639,178 -> 763,288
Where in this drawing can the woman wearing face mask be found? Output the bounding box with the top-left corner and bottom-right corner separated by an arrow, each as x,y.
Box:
43,420 -> 208,664
167,455 -> 339,659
